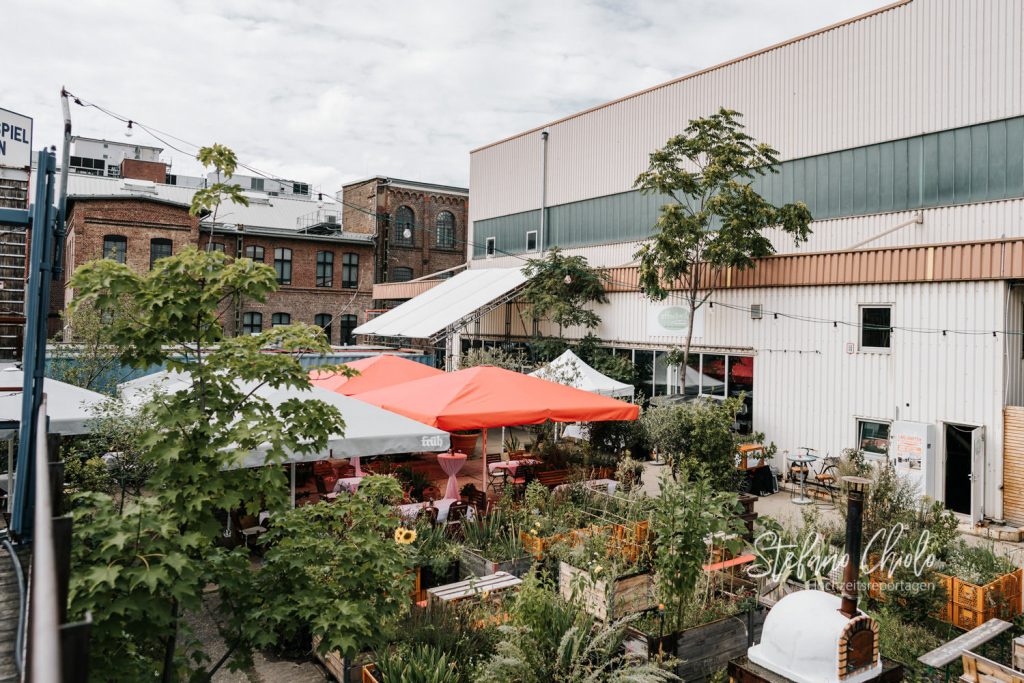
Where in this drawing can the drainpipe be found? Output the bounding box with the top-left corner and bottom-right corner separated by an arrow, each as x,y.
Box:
540,131 -> 549,254
233,226 -> 244,336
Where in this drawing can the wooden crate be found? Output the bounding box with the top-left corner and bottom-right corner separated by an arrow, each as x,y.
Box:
963,650 -> 1024,683
871,568 -> 1021,628
459,548 -> 532,579
559,562 -> 655,620
1012,635 -> 1024,671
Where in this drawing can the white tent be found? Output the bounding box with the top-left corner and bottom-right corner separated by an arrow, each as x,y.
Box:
529,350 -> 634,398
0,367 -> 108,437
118,371 -> 451,467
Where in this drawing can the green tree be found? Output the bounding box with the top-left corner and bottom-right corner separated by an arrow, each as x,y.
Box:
651,470 -> 744,631
234,476 -> 413,659
520,247 -> 609,336
49,298 -> 138,395
640,398 -> 742,489
634,108 -> 813,369
66,144 -> 349,681
459,345 -> 528,372
189,143 -> 249,249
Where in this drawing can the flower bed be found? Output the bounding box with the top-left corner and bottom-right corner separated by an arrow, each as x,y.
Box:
558,561 -> 656,620
520,520 -> 650,560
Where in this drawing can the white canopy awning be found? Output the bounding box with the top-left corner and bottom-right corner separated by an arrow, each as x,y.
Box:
529,350 -> 634,398
354,267 -> 528,339
0,368 -> 108,437
119,371 -> 450,467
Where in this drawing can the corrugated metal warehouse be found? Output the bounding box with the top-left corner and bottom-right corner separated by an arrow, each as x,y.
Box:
366,0 -> 1024,525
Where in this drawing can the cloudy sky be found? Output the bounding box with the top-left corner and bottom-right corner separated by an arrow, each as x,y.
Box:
9,0 -> 883,193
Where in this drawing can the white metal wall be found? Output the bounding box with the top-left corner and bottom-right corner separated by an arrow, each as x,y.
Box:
473,279 -> 1009,517
470,0 -> 1024,225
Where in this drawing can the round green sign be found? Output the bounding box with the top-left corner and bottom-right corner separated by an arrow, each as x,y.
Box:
657,307 -> 690,331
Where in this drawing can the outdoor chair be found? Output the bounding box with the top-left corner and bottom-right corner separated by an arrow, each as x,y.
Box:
445,501 -> 471,539
461,486 -> 487,515
508,464 -> 537,499
485,452 -> 505,491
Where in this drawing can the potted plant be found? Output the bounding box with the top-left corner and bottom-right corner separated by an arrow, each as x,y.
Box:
449,430 -> 480,454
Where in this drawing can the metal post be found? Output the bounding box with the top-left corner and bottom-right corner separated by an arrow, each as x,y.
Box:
11,150 -> 58,539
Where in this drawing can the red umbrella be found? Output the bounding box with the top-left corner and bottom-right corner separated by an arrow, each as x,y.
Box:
353,365 -> 639,489
310,354 -> 442,396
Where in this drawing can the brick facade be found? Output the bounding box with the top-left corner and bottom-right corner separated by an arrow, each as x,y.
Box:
341,178 -> 469,291
119,159 -> 167,184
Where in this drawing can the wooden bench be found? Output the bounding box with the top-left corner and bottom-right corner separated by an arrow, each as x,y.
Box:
917,619 -> 1012,679
427,571 -> 522,608
536,469 -> 570,489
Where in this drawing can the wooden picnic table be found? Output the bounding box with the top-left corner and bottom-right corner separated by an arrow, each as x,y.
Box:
427,571 -> 522,607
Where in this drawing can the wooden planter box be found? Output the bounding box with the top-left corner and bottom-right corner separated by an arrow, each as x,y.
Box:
869,566 -> 1022,629
558,562 -> 656,620
459,547 -> 533,579
624,608 -> 767,683
312,636 -> 375,683
520,520 -> 650,561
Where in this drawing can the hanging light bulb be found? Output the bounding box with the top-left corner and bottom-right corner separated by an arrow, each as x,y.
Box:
564,274 -> 572,284
403,228 -> 412,239
125,120 -> 134,137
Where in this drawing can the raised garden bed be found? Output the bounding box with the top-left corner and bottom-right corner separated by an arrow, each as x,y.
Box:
520,520 -> 650,561
623,607 -> 767,683
558,561 -> 656,620
459,547 -> 532,579
869,566 -> 1023,629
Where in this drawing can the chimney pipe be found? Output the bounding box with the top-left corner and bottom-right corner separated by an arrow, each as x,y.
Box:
839,476 -> 871,618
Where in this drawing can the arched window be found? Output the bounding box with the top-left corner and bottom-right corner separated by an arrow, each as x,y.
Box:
339,314 -> 358,346
103,235 -> 127,264
393,206 -> 414,246
271,312 -> 291,327
392,267 -> 413,282
314,313 -> 332,344
149,238 -> 172,268
244,245 -> 265,262
342,253 -> 359,289
436,211 -> 455,249
242,312 -> 262,335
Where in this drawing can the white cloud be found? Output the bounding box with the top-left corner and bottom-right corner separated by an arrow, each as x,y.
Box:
6,0 -> 885,192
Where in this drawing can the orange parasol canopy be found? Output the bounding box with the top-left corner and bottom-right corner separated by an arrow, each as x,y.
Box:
310,354 -> 443,396
352,365 -> 639,431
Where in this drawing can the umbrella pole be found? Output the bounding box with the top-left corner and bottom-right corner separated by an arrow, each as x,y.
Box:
481,429 -> 488,492
290,462 -> 296,509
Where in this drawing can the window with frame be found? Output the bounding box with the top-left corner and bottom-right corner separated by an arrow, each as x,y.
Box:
244,245 -> 265,262
485,237 -> 496,257
316,251 -> 334,287
241,312 -> 262,335
858,419 -> 891,456
436,211 -> 456,249
274,248 -> 292,285
206,242 -> 225,253
342,252 -> 359,289
315,313 -> 332,344
526,230 -> 538,252
393,206 -> 414,246
271,312 -> 291,327
860,305 -> 892,350
103,235 -> 127,264
392,267 -> 413,282
149,238 -> 172,268
339,314 -> 357,346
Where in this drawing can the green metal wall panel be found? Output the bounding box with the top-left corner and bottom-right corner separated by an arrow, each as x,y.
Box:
473,116 -> 1024,258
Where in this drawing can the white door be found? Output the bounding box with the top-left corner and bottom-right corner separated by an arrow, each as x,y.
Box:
971,427 -> 986,524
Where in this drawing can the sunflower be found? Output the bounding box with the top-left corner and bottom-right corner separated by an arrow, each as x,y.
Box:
394,527 -> 417,545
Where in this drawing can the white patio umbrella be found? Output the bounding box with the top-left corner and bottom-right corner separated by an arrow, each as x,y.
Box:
0,367 -> 108,437
529,350 -> 634,398
118,370 -> 450,505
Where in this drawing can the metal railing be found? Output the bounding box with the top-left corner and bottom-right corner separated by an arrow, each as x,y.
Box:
30,395 -> 61,681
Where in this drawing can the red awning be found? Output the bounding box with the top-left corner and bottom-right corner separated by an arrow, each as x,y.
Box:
310,354 -> 443,396
352,365 -> 639,431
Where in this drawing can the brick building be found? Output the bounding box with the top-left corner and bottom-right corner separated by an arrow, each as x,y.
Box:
340,177 -> 469,293
61,159 -> 376,345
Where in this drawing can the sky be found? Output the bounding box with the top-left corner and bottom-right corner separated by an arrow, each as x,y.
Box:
8,0 -> 886,194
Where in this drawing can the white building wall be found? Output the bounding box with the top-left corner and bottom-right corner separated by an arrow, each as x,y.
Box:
470,0 -> 1024,224
474,279 -> 1009,517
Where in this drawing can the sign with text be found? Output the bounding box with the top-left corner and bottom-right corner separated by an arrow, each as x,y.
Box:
0,107 -> 32,171
891,420 -> 935,498
647,304 -> 705,339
